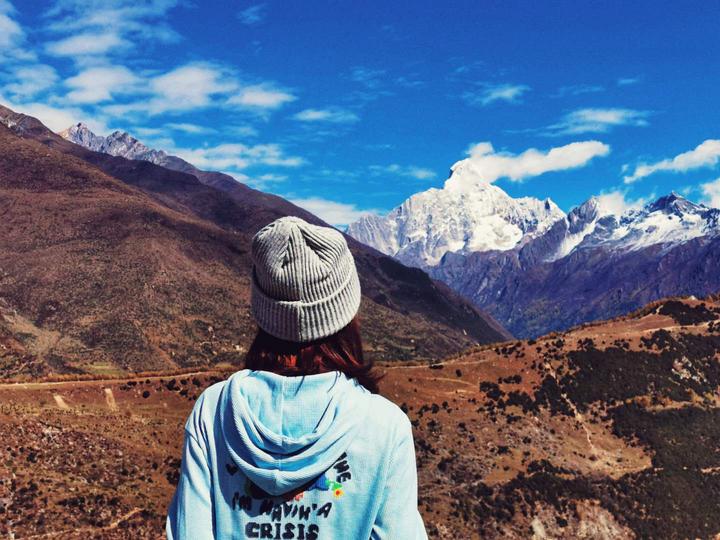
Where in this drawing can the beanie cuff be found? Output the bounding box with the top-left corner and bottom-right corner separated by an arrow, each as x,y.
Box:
251,268 -> 361,342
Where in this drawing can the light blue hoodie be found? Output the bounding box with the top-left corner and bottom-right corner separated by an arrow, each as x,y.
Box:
166,369 -> 427,539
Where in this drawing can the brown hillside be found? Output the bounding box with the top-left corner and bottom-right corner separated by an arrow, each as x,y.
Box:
0,124 -> 255,375
1,296 -> 719,538
0,106 -> 509,377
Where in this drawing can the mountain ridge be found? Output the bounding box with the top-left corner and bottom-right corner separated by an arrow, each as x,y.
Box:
0,105 -> 510,376
429,191 -> 720,337
348,161 -> 720,337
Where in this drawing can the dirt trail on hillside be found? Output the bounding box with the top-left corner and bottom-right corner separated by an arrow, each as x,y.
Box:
104,387 -> 118,411
52,394 -> 70,410
22,508 -> 144,539
0,369 -> 227,390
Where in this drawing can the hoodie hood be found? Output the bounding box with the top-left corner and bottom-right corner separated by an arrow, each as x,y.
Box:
219,369 -> 367,496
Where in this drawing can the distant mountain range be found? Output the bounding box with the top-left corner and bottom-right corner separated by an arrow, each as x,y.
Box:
60,122 -> 301,216
60,123 -> 170,165
0,105 -> 509,378
349,156 -> 720,337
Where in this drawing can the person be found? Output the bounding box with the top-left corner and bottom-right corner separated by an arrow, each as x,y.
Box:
166,216 -> 428,539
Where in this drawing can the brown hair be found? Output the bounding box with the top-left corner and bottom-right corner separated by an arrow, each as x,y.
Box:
243,318 -> 382,393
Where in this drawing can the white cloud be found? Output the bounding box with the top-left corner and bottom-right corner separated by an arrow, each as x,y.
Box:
103,63 -> 237,115
238,3 -> 267,25
369,164 -> 435,180
133,126 -> 164,137
256,173 -> 287,183
0,0 -> 34,61
96,64 -> 293,117
345,65 -> 422,102
228,85 -> 296,109
549,108 -> 650,135
624,139 -> 720,184
551,84 -> 604,98
289,197 -> 381,228
65,65 -> 139,103
293,108 -> 359,123
463,83 -> 530,107
151,64 -> 235,110
43,1 -> 180,60
350,67 -> 386,89
617,77 -> 640,86
243,172 -> 288,190
164,122 -> 215,134
345,66 -> 395,102
447,140 -> 610,188
594,189 -> 652,217
4,64 -> 58,97
45,32 -> 129,57
173,142 -> 305,171
228,125 -> 259,137
701,178 -> 720,208
0,95 -> 107,133
0,1 -> 22,48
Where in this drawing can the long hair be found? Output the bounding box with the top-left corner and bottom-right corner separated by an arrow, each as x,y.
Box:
243,318 -> 381,393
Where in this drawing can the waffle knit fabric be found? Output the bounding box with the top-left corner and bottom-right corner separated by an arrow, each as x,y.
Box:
250,216 -> 362,342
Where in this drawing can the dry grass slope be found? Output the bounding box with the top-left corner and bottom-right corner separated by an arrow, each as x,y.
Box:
2,295 -> 719,538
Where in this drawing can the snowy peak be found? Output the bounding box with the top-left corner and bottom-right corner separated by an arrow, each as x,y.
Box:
613,193 -> 715,250
567,196 -> 602,233
348,160 -> 565,267
350,158 -> 720,270
645,191 -> 705,216
444,158 -> 494,192
59,123 -> 105,152
60,124 -> 169,166
551,192 -> 718,260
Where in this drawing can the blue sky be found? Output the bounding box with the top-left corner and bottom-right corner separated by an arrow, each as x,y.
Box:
1,0 -> 719,225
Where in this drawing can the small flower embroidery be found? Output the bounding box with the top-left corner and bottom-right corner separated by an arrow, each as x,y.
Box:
308,473 -> 347,499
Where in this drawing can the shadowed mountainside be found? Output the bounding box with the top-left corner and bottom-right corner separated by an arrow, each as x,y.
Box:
431,212 -> 720,338
1,295 -> 719,538
0,105 -> 508,376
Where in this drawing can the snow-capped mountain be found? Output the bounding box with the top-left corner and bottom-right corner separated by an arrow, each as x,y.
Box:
60,123 -> 170,166
430,191 -> 720,337
348,158 -> 565,267
59,119 -> 720,338
349,156 -> 720,338
546,192 -> 719,261
350,163 -> 719,269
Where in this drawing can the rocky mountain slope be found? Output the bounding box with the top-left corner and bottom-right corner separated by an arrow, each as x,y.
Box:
60,122 -> 318,222
3,295 -> 719,538
349,162 -> 720,338
402,294 -> 720,538
0,105 -> 509,376
546,192 -> 719,261
60,123 -> 169,165
431,192 -> 720,337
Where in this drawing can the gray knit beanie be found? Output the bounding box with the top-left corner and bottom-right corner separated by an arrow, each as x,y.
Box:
250,216 -> 362,342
